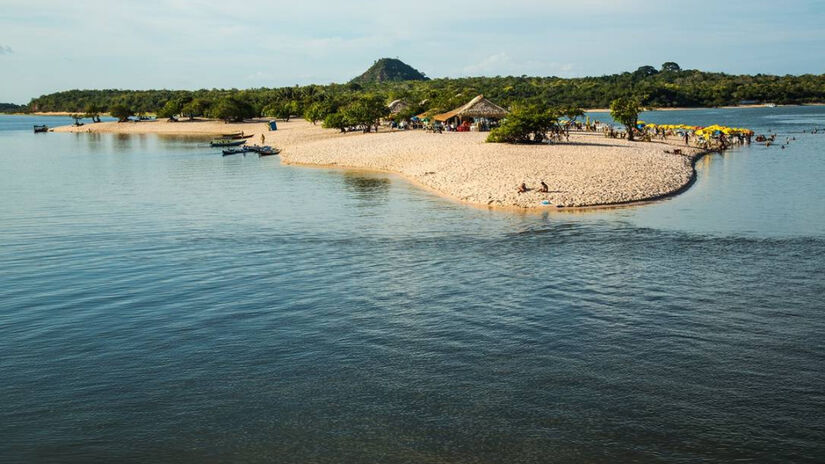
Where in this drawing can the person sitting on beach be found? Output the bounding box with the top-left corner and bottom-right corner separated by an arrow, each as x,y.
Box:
539,181 -> 549,193
517,183 -> 528,194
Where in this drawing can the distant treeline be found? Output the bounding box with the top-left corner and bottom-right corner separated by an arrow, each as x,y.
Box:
0,102 -> 27,113
24,63 -> 825,119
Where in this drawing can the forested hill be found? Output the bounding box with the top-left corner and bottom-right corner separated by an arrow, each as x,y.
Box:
25,63 -> 825,117
350,58 -> 428,84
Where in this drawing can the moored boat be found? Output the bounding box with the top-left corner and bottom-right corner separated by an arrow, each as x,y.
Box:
230,134 -> 254,140
221,131 -> 244,137
258,147 -> 281,156
210,139 -> 247,147
222,147 -> 249,156
33,125 -> 48,133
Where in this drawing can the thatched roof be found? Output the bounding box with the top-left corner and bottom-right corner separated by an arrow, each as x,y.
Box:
433,95 -> 508,121
387,99 -> 409,115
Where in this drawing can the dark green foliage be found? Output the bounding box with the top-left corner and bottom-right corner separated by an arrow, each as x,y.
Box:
109,104 -> 133,122
264,100 -> 300,121
350,58 -> 428,85
157,98 -> 187,119
322,112 -> 347,132
83,103 -> 101,122
610,97 -> 642,141
661,62 -> 681,73
487,104 -> 560,144
181,98 -> 211,120
340,95 -> 390,132
211,97 -> 255,122
0,102 -> 27,113
24,65 -> 825,119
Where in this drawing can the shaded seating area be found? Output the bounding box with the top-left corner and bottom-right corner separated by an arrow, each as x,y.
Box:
432,95 -> 508,132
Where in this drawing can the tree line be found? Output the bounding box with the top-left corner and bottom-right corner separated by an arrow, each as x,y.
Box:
18,63 -> 825,124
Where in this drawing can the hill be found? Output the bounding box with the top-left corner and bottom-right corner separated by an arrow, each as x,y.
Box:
350,58 -> 428,84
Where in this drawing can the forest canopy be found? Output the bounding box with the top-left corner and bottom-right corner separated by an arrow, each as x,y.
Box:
22,63 -> 825,119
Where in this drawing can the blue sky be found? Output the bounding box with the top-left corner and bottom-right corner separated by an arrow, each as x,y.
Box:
1,0 -> 824,103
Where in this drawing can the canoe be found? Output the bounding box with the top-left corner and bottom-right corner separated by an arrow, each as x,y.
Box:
210,139 -> 246,147
222,147 -> 248,156
221,131 -> 243,137
258,147 -> 281,157
230,134 -> 254,140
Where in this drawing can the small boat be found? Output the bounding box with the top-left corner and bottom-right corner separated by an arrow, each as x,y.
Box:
222,147 -> 249,156
765,103 -> 777,108
221,131 -> 244,137
230,134 -> 254,140
210,139 -> 246,147
258,147 -> 281,157
33,125 -> 48,133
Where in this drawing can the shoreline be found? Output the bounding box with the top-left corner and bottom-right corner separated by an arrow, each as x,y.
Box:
53,118 -> 708,211
583,102 -> 825,112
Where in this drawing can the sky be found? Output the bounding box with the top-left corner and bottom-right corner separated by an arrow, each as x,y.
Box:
1,0 -> 824,103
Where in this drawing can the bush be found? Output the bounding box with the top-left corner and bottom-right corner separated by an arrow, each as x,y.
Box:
109,104 -> 133,122
322,112 -> 347,132
486,105 -> 560,143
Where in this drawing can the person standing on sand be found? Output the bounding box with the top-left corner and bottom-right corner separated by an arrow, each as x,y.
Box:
261,134 -> 265,144
684,132 -> 689,145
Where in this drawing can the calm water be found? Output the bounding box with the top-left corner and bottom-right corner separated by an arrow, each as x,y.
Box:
1,109 -> 824,463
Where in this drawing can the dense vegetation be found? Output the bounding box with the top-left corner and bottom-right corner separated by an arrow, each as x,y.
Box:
22,62 -> 825,123
0,102 -> 26,113
350,58 -> 428,84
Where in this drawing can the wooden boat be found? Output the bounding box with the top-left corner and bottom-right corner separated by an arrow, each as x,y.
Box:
210,139 -> 246,147
230,134 -> 254,140
258,147 -> 281,157
33,125 -> 48,133
221,131 -> 244,137
222,147 -> 249,156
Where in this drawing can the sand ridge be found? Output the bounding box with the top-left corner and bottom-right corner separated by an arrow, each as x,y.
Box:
54,118 -> 703,209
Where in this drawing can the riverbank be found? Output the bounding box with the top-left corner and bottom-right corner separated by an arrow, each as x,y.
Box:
54,118 -> 703,209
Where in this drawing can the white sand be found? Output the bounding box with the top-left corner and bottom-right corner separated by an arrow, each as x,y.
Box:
55,118 -> 703,209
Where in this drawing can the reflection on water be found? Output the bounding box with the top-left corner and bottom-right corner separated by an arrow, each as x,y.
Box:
0,112 -> 824,462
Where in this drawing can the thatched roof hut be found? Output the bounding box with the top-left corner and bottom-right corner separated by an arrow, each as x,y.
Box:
387,99 -> 410,116
433,95 -> 508,122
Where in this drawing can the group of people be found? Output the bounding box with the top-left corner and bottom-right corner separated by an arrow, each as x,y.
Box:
517,181 -> 550,194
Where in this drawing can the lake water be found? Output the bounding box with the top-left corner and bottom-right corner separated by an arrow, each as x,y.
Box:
1,109 -> 824,463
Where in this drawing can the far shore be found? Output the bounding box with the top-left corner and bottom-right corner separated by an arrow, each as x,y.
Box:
53,118 -> 708,210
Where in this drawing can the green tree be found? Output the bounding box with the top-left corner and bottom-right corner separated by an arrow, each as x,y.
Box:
157,99 -> 184,119
322,112 -> 348,132
109,104 -> 133,122
181,98 -> 211,120
341,95 -> 389,132
486,104 -> 559,144
661,62 -> 681,73
211,97 -> 255,123
264,100 -> 301,121
304,102 -> 330,125
83,103 -> 101,122
610,97 -> 642,141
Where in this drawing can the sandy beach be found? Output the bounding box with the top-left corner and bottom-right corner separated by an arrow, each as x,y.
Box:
54,118 -> 704,209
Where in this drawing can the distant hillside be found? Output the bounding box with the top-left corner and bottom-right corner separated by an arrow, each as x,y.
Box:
350,58 -> 428,84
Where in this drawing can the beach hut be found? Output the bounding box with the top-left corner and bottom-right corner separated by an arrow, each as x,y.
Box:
433,95 -> 508,131
387,99 -> 410,116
